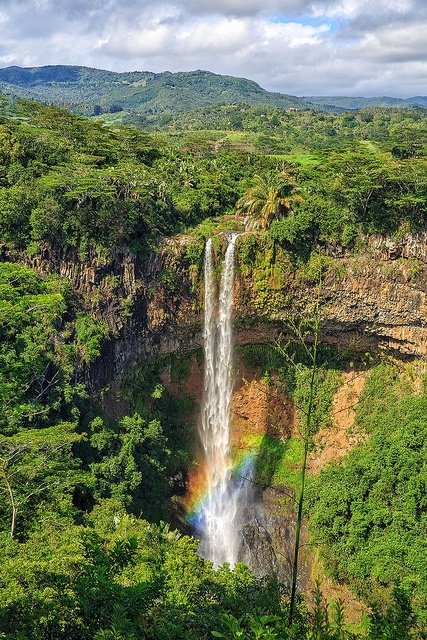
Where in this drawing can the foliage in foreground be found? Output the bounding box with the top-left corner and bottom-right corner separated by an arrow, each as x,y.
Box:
309,364 -> 427,633
0,500 -> 284,640
0,500 -> 421,640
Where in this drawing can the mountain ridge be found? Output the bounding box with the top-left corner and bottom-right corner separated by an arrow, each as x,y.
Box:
0,65 -> 305,120
0,65 -> 425,123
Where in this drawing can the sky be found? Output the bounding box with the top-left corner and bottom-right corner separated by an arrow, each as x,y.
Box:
0,0 -> 425,96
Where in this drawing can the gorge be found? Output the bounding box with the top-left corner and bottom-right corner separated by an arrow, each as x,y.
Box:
1,95 -> 426,638
24,229 -> 427,590
3,223 -> 427,637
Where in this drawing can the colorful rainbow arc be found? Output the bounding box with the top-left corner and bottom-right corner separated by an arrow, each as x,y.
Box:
186,450 -> 256,530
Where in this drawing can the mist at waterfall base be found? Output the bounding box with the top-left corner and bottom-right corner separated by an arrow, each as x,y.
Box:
187,235 -> 256,568
187,451 -> 256,564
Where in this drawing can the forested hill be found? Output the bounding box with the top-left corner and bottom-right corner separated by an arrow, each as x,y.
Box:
306,95 -> 427,110
1,65 -> 426,128
0,65 -> 306,122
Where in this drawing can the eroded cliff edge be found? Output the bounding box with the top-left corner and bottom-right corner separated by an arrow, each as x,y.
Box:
20,231 -> 427,393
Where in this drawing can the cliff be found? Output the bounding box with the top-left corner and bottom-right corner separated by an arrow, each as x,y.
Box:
18,231 -> 427,393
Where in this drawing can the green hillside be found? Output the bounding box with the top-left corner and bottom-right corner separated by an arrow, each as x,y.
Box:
0,65 -> 426,126
0,65 -> 306,124
306,95 -> 427,110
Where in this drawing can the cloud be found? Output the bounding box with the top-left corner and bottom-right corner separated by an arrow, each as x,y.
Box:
99,15 -> 329,60
357,23 -> 427,63
175,0 -> 317,17
0,0 -> 426,96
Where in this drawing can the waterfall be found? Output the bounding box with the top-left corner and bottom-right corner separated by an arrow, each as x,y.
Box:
198,233 -> 249,567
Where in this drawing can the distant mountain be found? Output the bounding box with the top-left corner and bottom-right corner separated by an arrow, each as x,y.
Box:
304,95 -> 427,110
0,66 -> 424,125
0,65 -> 306,122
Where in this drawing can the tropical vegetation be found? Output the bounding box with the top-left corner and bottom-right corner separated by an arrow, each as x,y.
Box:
0,89 -> 426,638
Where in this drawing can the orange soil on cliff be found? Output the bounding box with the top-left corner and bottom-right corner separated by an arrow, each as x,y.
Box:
308,370 -> 367,473
231,361 -> 295,450
307,369 -> 368,622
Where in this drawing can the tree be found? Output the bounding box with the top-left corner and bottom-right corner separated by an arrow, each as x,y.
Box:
236,170 -> 303,230
0,423 -> 82,537
0,262 -> 83,435
274,294 -> 321,625
241,283 -> 327,626
89,413 -> 171,520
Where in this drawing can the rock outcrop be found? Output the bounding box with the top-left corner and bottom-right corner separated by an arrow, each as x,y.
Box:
13,232 -> 427,392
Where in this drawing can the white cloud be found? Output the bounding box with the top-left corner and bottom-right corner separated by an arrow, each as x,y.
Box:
358,23 -> 427,62
99,15 -> 329,61
177,18 -> 250,53
0,0 -> 425,96
263,21 -> 329,47
103,25 -> 171,57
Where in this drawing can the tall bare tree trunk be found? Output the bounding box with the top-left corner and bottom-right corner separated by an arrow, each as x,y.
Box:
288,300 -> 320,625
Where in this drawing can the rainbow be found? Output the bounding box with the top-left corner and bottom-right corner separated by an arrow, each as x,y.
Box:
186,450 -> 256,532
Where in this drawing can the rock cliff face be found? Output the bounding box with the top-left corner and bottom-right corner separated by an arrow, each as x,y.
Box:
20,232 -> 427,392
21,240 -> 201,390
236,252 -> 427,358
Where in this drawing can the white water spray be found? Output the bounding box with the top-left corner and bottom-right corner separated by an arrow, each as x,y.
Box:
198,234 -> 248,567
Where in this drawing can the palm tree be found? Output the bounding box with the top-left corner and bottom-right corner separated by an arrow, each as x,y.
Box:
236,170 -> 302,230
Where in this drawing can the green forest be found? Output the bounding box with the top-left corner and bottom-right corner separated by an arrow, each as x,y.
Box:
0,90 -> 426,639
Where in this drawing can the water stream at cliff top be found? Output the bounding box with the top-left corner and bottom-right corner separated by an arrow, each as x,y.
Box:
197,234 -> 252,567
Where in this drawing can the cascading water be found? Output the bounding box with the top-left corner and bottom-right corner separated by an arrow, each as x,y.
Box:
197,234 -> 252,567
187,236 -> 289,579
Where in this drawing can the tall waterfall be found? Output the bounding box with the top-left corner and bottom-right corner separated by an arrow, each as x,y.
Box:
198,234 -> 248,567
